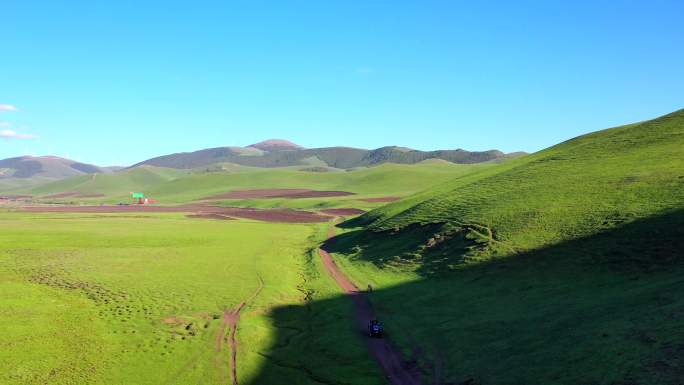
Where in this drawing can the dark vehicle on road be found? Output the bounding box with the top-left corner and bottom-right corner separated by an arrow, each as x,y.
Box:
368,319 -> 382,338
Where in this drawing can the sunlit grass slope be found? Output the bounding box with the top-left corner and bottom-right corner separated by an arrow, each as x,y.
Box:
27,166 -> 189,197
148,162 -> 482,203
20,162 -> 489,209
0,213 -> 379,385
356,108 -> 684,258
329,109 -> 684,384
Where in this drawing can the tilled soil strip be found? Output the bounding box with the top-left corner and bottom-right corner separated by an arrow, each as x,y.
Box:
0,195 -> 32,199
20,205 -> 331,223
319,208 -> 366,216
204,189 -> 355,200
319,225 -> 421,385
186,213 -> 235,220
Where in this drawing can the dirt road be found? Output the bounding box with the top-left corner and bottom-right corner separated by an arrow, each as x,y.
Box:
215,277 -> 264,385
319,226 -> 421,385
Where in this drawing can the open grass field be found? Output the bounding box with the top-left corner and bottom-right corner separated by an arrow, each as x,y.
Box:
5,162 -> 488,211
0,211 -> 381,385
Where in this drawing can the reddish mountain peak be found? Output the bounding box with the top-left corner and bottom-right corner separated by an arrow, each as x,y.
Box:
248,139 -> 304,151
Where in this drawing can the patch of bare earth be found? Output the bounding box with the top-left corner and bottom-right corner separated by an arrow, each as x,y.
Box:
186,213 -> 235,220
220,207 -> 330,223
204,189 -> 355,200
0,194 -> 32,200
162,316 -> 184,325
21,205 -> 331,223
320,208 -> 366,216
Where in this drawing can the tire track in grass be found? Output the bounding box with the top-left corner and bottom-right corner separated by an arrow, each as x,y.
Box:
165,281 -> 238,385
215,276 -> 264,385
319,224 -> 422,385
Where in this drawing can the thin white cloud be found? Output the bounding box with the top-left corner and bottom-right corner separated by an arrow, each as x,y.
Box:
1,129 -> 36,139
0,121 -> 9,127
0,104 -> 18,112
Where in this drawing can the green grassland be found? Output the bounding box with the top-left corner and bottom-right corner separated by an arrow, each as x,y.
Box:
3,109 -> 683,384
0,175 -> 56,192
24,166 -> 191,198
7,161 -> 488,210
0,212 -> 380,385
325,109 -> 684,384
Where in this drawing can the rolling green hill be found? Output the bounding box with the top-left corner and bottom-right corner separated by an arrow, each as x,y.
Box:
0,156 -> 106,179
0,156 -> 111,192
352,108 -> 684,259
24,166 -> 190,199
326,109 -> 684,384
16,162 -> 490,210
132,140 -> 518,170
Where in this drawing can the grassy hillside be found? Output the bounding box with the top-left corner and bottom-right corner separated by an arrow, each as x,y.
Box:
353,109 -> 684,258
0,156 -> 105,179
0,176 -> 55,192
326,109 -> 684,384
18,166 -> 189,198
0,156 -> 111,193
133,143 -> 515,170
18,162 -> 490,209
147,162 -> 482,203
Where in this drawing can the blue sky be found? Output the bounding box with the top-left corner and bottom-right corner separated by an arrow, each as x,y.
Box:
1,1 -> 682,166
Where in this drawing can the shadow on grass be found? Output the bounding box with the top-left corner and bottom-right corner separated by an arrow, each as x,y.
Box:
330,208 -> 684,277
248,209 -> 684,385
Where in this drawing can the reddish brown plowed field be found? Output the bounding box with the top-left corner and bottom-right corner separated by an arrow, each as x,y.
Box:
220,208 -> 330,223
319,208 -> 366,216
0,195 -> 32,200
204,189 -> 355,200
22,205 -> 195,213
359,196 -> 401,203
319,226 -> 421,385
186,213 -> 235,220
21,205 -> 331,223
42,192 -> 105,199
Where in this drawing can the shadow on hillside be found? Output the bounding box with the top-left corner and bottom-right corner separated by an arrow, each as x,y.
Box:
329,208 -> 684,277
247,209 -> 684,385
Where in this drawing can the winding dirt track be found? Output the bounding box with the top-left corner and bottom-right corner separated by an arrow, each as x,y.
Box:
215,277 -> 264,385
319,226 -> 421,385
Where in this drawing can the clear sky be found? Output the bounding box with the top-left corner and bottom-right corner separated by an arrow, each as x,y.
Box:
1,1 -> 682,166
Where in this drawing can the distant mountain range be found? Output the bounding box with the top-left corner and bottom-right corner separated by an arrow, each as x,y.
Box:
132,139 -> 523,170
0,156 -> 116,179
0,140 -> 523,192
